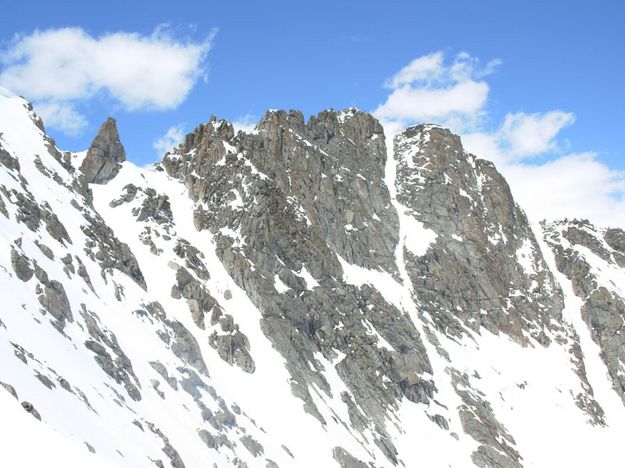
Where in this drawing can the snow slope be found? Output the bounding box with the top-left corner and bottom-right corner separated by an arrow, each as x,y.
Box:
0,88 -> 624,467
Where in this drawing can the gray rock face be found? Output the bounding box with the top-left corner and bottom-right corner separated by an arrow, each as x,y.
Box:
332,447 -> 369,468
453,371 -> 522,468
1,381 -> 18,399
240,435 -> 264,457
81,211 -> 147,290
146,421 -> 186,468
11,247 -> 33,282
81,305 -> 141,401
80,117 -> 126,184
21,400 -> 42,420
162,109 -> 432,464
544,220 -> 625,404
160,115 -> 610,467
4,91 -> 625,468
394,125 -> 563,344
38,278 -> 73,330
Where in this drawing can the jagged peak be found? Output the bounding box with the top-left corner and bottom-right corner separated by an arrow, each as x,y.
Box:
397,123 -> 460,147
79,117 -> 126,184
166,117 -> 235,160
88,117 -> 125,162
256,107 -> 382,135
257,109 -> 306,134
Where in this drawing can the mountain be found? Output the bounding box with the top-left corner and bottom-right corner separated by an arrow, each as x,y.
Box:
0,86 -> 624,468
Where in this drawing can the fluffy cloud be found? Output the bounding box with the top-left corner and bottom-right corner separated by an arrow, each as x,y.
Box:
0,27 -> 214,134
153,124 -> 186,157
231,114 -> 259,134
374,51 -> 499,133
384,52 -> 445,88
500,111 -> 576,159
33,101 -> 87,136
503,154 -> 625,227
378,52 -> 625,228
463,111 -> 576,165
463,114 -> 625,229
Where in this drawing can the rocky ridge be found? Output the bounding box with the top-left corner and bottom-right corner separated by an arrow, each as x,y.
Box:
0,86 -> 624,467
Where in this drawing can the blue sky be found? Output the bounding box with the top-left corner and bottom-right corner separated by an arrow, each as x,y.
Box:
1,0 -> 625,225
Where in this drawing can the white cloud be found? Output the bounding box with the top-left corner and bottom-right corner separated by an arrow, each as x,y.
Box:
375,80 -> 489,124
0,26 -> 214,134
153,124 -> 186,156
503,154 -> 625,227
33,101 -> 87,136
462,115 -> 625,228
378,52 -> 625,228
374,51 -> 499,133
463,111 -> 576,165
231,114 -> 258,134
385,52 -> 444,88
500,111 -> 575,158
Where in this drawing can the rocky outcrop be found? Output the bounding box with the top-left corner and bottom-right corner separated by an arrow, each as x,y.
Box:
544,220 -> 625,404
394,125 -> 563,343
81,211 -> 147,290
80,117 -> 126,184
3,86 -> 625,468
81,305 -> 141,401
162,110 -> 431,464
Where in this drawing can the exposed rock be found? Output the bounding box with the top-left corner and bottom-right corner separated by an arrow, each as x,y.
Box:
36,268 -> 73,330
161,110 -> 434,464
149,362 -> 178,390
209,328 -> 255,374
151,379 -> 165,399
110,184 -> 139,207
41,204 -> 72,245
12,190 -> 42,232
34,240 -> 55,260
171,266 -> 222,329
80,117 -> 126,184
3,95 -> 625,468
11,247 -> 33,281
197,429 -> 216,449
21,401 -> 42,420
0,193 -> 8,218
240,435 -> 264,457
453,371 -> 522,468
136,302 -> 208,376
135,188 -> 173,225
146,421 -> 186,468
0,144 -> 20,172
394,124 -> 564,343
174,239 -> 210,280
81,305 -> 141,401
332,447 -> 368,468
0,381 -> 18,399
544,220 -> 625,404
35,372 -> 56,389
170,319 -> 209,376
82,211 -> 146,289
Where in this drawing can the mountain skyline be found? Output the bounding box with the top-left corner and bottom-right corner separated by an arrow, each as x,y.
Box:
1,3 -> 625,467
1,0 -> 624,227
1,85 -> 625,467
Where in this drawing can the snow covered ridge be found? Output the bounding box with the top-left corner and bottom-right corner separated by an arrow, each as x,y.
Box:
0,89 -> 625,468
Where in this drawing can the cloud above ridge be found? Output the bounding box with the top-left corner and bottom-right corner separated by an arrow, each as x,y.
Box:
377,51 -> 625,228
374,51 -> 499,135
153,124 -> 186,157
0,26 -> 215,135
